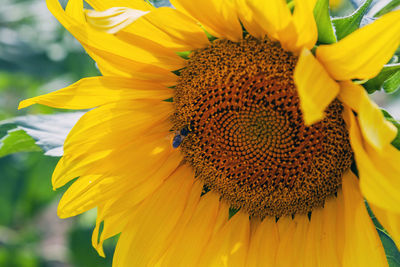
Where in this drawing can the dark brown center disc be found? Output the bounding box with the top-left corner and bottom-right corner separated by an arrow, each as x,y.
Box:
173,36 -> 353,218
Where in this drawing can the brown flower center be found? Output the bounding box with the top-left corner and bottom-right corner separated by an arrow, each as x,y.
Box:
173,36 -> 353,218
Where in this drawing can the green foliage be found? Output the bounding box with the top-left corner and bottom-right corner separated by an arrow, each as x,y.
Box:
366,202 -> 400,267
69,227 -> 115,267
378,229 -> 400,267
0,112 -> 84,157
332,0 -> 373,40
383,70 -> 400,93
314,0 -> 337,44
371,0 -> 400,17
382,110 -> 400,150
228,207 -> 240,219
0,129 -> 42,157
364,63 -> 400,94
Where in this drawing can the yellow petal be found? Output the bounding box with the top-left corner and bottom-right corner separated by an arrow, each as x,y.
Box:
170,0 -> 243,42
292,0 -> 318,50
160,193 -> 225,266
235,0 -> 267,38
339,81 -> 397,150
199,211 -> 250,267
322,197 -> 343,266
245,217 -> 278,267
57,149 -> 182,218
112,165 -> 199,267
85,0 -> 154,11
294,49 -> 340,125
341,171 -> 388,267
335,183 -> 346,261
124,7 -> 210,51
47,0 -> 184,73
92,208 -> 130,257
85,7 -> 148,34
99,151 -> 184,218
317,10 -> 400,80
19,77 -> 172,110
52,101 -> 173,188
344,108 -> 400,213
275,214 -> 309,267
370,203 -> 400,250
65,0 -> 84,22
302,196 -> 344,267
303,209 -> 323,266
64,100 -> 171,152
245,0 -> 298,50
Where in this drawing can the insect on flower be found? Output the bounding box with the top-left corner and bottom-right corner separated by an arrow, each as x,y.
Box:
172,125 -> 191,148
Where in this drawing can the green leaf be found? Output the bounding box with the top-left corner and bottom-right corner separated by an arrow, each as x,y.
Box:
382,109 -> 400,150
371,0 -> 400,17
366,201 -> 400,267
383,70 -> 400,93
228,207 -> 240,219
377,229 -> 400,267
0,112 -> 84,157
176,51 -> 191,60
314,0 -> 337,44
0,129 -> 42,157
332,0 -> 373,40
363,63 -> 400,93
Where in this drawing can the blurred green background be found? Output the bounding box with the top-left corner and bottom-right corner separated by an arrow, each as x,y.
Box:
0,0 -> 399,266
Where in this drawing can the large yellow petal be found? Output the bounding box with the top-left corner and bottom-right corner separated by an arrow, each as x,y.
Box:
19,77 -> 172,110
85,7 -> 148,34
341,171 -> 388,267
53,125 -> 172,191
317,10 -> 400,80
303,209 -> 323,266
344,108 -> 400,213
123,7 -> 210,51
51,101 -> 173,188
370,203 -> 400,250
170,0 -> 242,42
335,183 -> 346,261
292,0 -> 318,50
160,193 -> 228,266
47,0 -> 184,73
235,0 -> 267,39
322,196 -> 343,266
62,0 -> 177,80
112,165 -> 201,267
303,196 -> 344,267
57,149 -> 182,218
294,49 -> 340,125
92,208 -> 130,257
85,0 -> 154,11
63,0 -> 175,79
245,217 -> 278,267
245,0 -> 298,51
61,101 -> 172,159
275,215 -> 309,267
199,211 -> 250,267
339,81 -> 397,150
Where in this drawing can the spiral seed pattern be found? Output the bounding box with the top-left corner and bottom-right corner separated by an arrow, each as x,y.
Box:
173,37 -> 353,218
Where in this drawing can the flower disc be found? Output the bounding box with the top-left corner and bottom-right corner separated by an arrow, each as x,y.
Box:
173,36 -> 353,218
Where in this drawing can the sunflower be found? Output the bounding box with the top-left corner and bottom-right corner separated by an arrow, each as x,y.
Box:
20,0 -> 400,266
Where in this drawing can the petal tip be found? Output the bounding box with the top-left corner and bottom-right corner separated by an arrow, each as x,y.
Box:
18,99 -> 34,109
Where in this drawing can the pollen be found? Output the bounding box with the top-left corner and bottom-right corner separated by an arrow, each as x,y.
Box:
173,36 -> 353,218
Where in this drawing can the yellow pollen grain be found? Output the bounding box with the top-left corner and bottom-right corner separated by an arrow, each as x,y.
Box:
173,36 -> 353,218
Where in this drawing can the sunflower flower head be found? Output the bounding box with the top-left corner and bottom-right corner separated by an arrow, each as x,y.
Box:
19,0 -> 400,266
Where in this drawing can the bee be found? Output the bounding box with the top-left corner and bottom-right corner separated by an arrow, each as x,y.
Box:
172,125 -> 191,148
